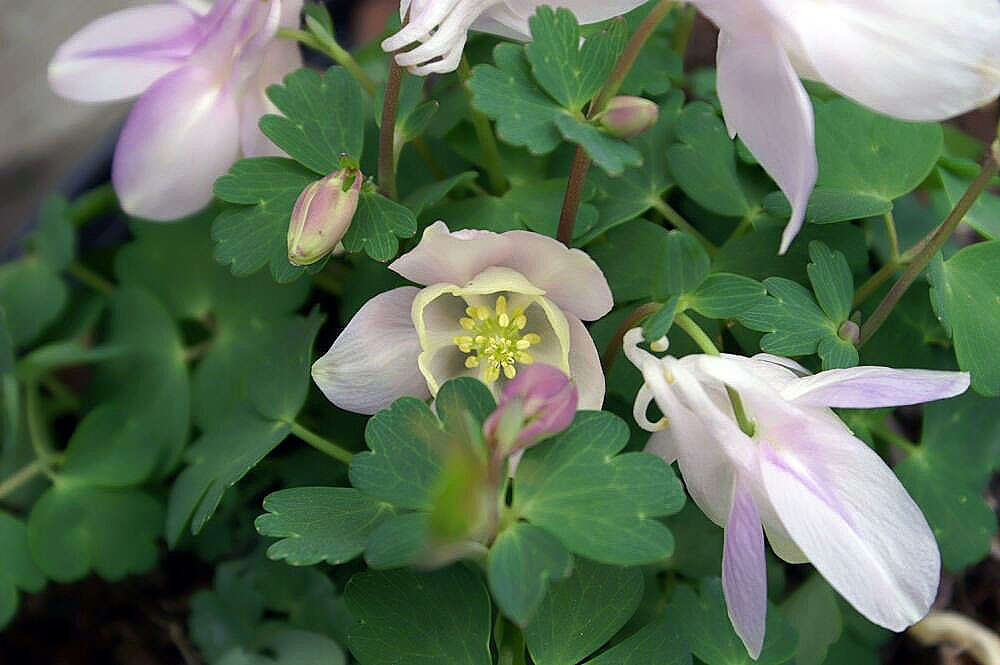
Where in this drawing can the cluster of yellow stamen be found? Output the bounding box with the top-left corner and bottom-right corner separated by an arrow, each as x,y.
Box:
454,295 -> 541,382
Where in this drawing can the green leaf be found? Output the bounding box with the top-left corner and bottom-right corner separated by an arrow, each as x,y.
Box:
666,579 -> 798,665
805,241 -> 853,324
896,393 -> 1000,570
0,257 -> 67,348
346,566 -> 492,665
664,503 -> 723,579
513,411 -> 684,565
403,172 -> 479,218
433,377 -> 497,434
523,559 -> 643,665
256,488 -> 394,566
524,7 -> 626,111
583,617 -> 690,665
27,485 -> 163,583
712,224 -> 868,283
553,114 -> 644,175
687,273 -> 767,319
937,165 -> 1000,239
780,576 -> 842,665
642,296 -> 680,342
502,179 -> 599,241
667,102 -> 754,218
260,67 -> 366,175
0,512 -> 45,628
364,512 -> 431,569
762,188 -> 892,226
29,195 -> 76,270
341,188 -> 417,262
929,241 -> 1000,395
213,157 -> 319,282
487,522 -> 573,626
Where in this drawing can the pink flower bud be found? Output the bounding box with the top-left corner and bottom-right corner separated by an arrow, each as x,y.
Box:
484,364 -> 578,455
287,169 -> 362,266
598,96 -> 659,139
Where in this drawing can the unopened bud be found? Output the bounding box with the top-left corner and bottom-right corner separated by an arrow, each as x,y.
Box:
484,364 -> 578,456
598,96 -> 659,139
838,320 -> 860,345
287,168 -> 362,266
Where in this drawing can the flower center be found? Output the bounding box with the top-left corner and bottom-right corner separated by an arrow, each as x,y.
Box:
453,295 -> 541,382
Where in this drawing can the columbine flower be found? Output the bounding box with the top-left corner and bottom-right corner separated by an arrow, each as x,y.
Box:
312,222 -> 611,414
623,329 -> 969,658
382,0 -> 647,74
484,362 -> 578,456
687,0 -> 1000,253
287,168 -> 362,266
48,0 -> 303,220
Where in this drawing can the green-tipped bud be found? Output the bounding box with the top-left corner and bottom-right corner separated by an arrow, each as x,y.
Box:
287,168 -> 362,266
598,96 -> 659,139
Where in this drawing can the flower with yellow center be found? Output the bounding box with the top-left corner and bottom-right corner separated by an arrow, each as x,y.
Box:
312,222 -> 612,414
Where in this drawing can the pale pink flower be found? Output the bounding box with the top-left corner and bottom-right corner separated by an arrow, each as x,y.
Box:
49,0 -> 303,220
688,0 -> 1000,252
312,222 -> 611,414
624,330 -> 970,658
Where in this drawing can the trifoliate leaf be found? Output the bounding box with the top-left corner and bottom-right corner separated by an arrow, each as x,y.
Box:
762,188 -> 891,226
363,512 -> 430,569
513,411 -> 683,565
687,273 -> 767,320
805,241 -> 853,324
345,566 -> 492,665
929,240 -> 1000,395
583,616 -> 690,665
487,522 -> 573,626
341,188 -> 417,262
260,67 -> 365,175
27,485 -> 163,583
0,512 -> 45,628
523,559 -> 643,665
937,164 -> 1000,239
255,488 -> 394,566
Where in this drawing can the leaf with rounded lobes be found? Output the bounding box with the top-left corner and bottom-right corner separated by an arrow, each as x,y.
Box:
0,512 -> 45,628
929,241 -> 1000,395
260,67 -> 366,175
341,190 -> 417,262
762,188 -> 891,226
255,487 -> 394,566
687,273 -> 767,320
29,195 -> 76,270
806,241 -> 853,324
0,257 -> 67,348
937,165 -> 1000,240
779,575 -> 842,665
583,616 -> 690,665
433,377 -> 496,436
665,579 -> 798,665
523,559 -> 643,665
513,411 -> 683,565
345,566 -> 492,665
502,179 -> 599,241
363,512 -> 430,569
27,485 -> 163,583
488,522 -> 573,626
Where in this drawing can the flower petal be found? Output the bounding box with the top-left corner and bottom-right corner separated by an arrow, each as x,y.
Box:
759,434 -> 940,631
504,0 -> 648,25
781,367 -> 970,409
715,26 -> 817,254
567,316 -> 604,410
390,222 -> 513,286
112,64 -> 241,220
312,287 -> 430,414
723,479 -> 767,660
771,0 -> 1000,122
239,38 -> 304,156
48,4 -> 202,103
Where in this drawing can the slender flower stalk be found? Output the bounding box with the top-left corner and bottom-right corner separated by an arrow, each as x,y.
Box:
378,59 -> 405,201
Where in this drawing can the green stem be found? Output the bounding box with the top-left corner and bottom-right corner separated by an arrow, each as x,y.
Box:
68,183 -> 118,227
860,139 -> 1000,346
723,212 -> 756,247
25,383 -> 62,478
601,302 -> 664,372
650,198 -> 716,254
674,313 -> 756,437
883,211 -> 900,263
671,5 -> 696,59
458,56 -> 508,195
557,0 -> 675,246
853,260 -> 900,306
378,59 -> 405,201
278,27 -> 377,96
0,461 -> 44,501
67,262 -> 115,296
290,421 -> 354,464
869,418 -> 920,457
41,375 -> 80,412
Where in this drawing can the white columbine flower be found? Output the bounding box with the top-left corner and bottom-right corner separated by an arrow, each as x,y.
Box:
48,0 -> 303,220
312,222 -> 612,414
382,0 -> 647,74
687,0 -> 1000,252
623,329 -> 970,658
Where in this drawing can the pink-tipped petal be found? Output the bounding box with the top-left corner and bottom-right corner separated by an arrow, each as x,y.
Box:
723,479 -> 767,660
781,367 -> 970,409
759,436 -> 940,631
312,287 -> 430,415
112,64 -> 241,220
566,316 -> 604,410
715,27 -> 817,254
48,4 -> 203,103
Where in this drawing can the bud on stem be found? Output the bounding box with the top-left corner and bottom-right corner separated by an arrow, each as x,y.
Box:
287,168 -> 362,266
597,96 -> 659,139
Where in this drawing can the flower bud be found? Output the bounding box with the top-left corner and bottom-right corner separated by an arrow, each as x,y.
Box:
598,96 -> 659,139
287,169 -> 362,266
484,364 -> 578,456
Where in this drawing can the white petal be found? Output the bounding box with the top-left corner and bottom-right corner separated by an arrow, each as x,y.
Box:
567,316 -> 604,410
771,0 -> 1000,122
390,222 -> 512,286
312,287 -> 431,414
759,434 -> 940,631
723,479 -> 767,660
781,367 -> 970,409
504,0 -> 648,25
112,64 -> 241,220
48,4 -> 202,103
239,39 -> 304,156
715,27 -> 817,254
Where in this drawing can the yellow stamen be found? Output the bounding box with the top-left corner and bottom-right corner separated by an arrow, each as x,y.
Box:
503,364 -> 517,379
460,317 -> 476,330
465,356 -> 480,368
453,295 -> 543,383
